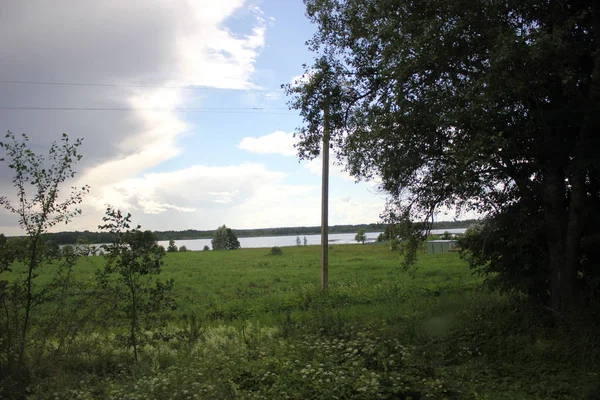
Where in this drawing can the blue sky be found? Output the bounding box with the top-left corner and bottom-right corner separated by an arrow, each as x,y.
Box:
0,1 -> 395,235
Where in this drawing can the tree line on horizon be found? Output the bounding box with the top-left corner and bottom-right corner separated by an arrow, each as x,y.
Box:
9,219 -> 479,246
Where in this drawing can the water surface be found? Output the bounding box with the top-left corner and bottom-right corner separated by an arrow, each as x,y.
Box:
158,228 -> 467,251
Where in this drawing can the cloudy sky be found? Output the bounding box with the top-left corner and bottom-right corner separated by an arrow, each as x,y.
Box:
0,0 -> 395,235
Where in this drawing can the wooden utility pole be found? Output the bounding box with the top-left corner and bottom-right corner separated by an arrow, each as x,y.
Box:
321,105 -> 330,290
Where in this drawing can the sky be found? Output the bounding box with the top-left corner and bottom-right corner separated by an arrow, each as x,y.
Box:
0,0 -> 432,236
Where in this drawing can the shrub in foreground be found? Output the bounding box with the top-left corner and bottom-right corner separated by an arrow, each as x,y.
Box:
271,246 -> 283,256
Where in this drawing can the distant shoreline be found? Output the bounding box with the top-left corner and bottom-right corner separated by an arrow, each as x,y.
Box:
15,220 -> 479,245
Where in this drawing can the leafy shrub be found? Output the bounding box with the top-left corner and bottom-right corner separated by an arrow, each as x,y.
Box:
99,207 -> 173,362
167,239 -> 178,252
271,246 -> 283,256
62,244 -> 75,257
43,324 -> 461,400
441,231 -> 453,240
459,203 -> 550,302
178,246 -> 187,252
355,228 -> 366,244
203,245 -> 210,251
212,225 -> 240,250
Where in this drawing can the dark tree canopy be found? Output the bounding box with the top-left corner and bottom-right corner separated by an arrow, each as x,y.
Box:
286,0 -> 600,312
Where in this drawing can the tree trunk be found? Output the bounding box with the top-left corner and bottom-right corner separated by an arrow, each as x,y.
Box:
554,2 -> 600,311
562,171 -> 586,311
321,105 -> 330,290
19,237 -> 39,364
543,168 -> 567,311
2,296 -> 13,364
544,155 -> 589,312
130,286 -> 138,362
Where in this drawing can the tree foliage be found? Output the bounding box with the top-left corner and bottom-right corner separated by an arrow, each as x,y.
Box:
355,228 -> 366,244
286,0 -> 600,312
99,207 -> 172,361
211,225 -> 241,250
0,234 -> 15,273
0,132 -> 89,391
167,239 -> 178,253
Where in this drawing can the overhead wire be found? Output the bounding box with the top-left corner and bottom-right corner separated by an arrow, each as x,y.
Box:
0,79 -> 294,114
0,79 -> 284,93
0,106 -> 293,114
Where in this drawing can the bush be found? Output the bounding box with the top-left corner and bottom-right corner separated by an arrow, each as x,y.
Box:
271,246 -> 283,256
62,244 -> 75,257
355,228 -> 367,244
203,245 -> 210,251
167,239 -> 178,252
441,231 -> 453,240
179,246 -> 187,252
212,225 -> 241,250
459,203 -> 550,302
99,207 -> 173,362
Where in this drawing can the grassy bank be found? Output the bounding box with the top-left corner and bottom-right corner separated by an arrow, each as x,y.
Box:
5,245 -> 599,399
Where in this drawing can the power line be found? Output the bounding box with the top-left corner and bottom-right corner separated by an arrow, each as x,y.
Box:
0,106 -> 289,110
0,105 -> 294,114
0,79 -> 284,93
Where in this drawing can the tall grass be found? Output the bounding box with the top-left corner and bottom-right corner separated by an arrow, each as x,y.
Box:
3,245 -> 599,399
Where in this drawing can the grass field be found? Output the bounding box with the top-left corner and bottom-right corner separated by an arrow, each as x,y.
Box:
4,244 -> 600,399
155,244 -> 478,322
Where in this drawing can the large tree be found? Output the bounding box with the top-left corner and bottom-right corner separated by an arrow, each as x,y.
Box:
286,0 -> 600,312
211,225 -> 241,250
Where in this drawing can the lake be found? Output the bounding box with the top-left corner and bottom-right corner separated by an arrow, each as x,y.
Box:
158,228 -> 467,251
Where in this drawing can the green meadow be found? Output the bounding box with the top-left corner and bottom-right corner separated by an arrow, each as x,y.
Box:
6,245 -> 600,399
145,244 -> 476,322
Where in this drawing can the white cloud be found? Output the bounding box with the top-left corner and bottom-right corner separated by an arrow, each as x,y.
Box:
330,195 -> 385,225
0,2 -> 395,236
90,163 -> 285,212
64,162 -> 319,232
237,131 -> 374,182
304,156 -> 356,182
0,1 -> 273,234
238,131 -> 298,156
175,1 -> 267,89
